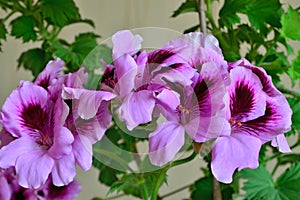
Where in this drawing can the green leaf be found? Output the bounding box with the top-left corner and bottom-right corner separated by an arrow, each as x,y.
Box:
278,154 -> 300,165
243,0 -> 282,35
183,24 -> 199,34
276,162 -> 300,199
218,0 -> 249,27
0,19 -> 7,40
241,165 -> 277,200
11,16 -> 37,42
17,48 -> 52,77
172,0 -> 197,17
287,50 -> 300,86
242,163 -> 300,200
281,7 -> 300,41
41,0 -> 80,27
287,97 -> 300,133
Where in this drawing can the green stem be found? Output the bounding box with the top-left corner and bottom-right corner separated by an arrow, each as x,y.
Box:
92,193 -> 125,200
160,184 -> 192,199
151,152 -> 197,200
271,162 -> 279,176
151,167 -> 168,200
141,180 -> 149,200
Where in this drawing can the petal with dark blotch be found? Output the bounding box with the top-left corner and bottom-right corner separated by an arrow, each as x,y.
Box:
228,67 -> 266,122
16,149 -> 54,189
238,97 -> 292,143
119,90 -> 156,131
195,62 -> 228,117
1,83 -> 49,137
112,30 -> 143,60
149,121 -> 185,166
211,134 -> 261,183
0,137 -> 40,169
35,58 -> 64,90
51,154 -> 76,187
271,134 -> 291,153
229,58 -> 282,97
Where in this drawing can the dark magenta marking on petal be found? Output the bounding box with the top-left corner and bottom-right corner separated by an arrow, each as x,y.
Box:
230,81 -> 255,121
37,76 -> 50,90
193,77 -> 212,116
147,49 -> 175,72
21,104 -> 52,147
101,67 -> 117,89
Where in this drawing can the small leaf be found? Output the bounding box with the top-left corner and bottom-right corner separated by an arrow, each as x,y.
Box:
17,48 -> 52,77
287,50 -> 300,86
183,24 -> 199,34
241,165 -> 276,200
287,97 -> 300,133
280,7 -> 300,41
172,0 -> 197,17
243,0 -> 282,35
11,15 -> 37,42
276,162 -> 300,199
41,0 -> 80,27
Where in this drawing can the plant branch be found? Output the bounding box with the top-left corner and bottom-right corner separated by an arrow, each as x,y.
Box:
212,174 -> 222,200
197,0 -> 207,34
160,183 -> 192,199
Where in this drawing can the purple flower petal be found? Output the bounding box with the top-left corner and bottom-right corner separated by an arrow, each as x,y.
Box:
0,175 -> 11,200
72,134 -> 92,171
35,58 -> 64,90
16,150 -> 54,189
149,121 -> 185,166
62,67 -> 88,88
271,134 -> 291,153
62,87 -> 116,119
112,30 -> 143,60
48,178 -> 81,200
228,67 -> 266,122
1,83 -> 49,137
114,54 -> 138,98
0,137 -> 40,169
211,134 -> 261,183
48,127 -> 74,159
76,101 -> 112,143
119,90 -> 156,130
238,97 -> 292,143
51,154 -> 76,187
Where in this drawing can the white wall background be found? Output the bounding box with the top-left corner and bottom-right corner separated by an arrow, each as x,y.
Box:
0,0 -> 299,199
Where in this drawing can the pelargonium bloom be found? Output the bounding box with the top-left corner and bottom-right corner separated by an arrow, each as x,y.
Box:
0,82 -> 75,188
149,62 -> 228,166
211,59 -> 292,183
100,30 -> 196,131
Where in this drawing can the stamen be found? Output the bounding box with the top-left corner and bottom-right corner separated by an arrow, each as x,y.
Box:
229,118 -> 242,126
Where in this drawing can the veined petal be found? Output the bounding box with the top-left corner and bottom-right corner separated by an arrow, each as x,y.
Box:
119,90 -> 156,131
228,67 -> 266,122
62,87 -> 116,119
72,134 -> 92,171
76,101 -> 112,143
211,134 -> 261,183
1,83 -> 49,137
48,127 -> 74,159
62,67 -> 88,88
271,134 -> 291,153
35,58 -> 64,90
149,121 -> 185,166
16,150 -> 54,189
238,97 -> 292,143
51,154 -> 76,187
0,175 -> 11,200
0,137 -> 40,169
112,30 -> 143,60
114,54 -> 138,97
229,58 -> 282,97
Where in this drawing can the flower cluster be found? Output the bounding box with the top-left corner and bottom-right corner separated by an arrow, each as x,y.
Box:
0,30 -> 292,194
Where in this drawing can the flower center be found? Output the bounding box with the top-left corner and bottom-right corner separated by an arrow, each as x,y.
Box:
177,104 -> 191,114
229,118 -> 242,127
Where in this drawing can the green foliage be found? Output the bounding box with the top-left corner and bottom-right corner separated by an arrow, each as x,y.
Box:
0,0 -> 97,77
171,0 -> 198,17
242,163 -> 300,200
281,7 -> 300,41
287,50 -> 300,86
11,16 -> 37,42
41,0 -> 80,27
